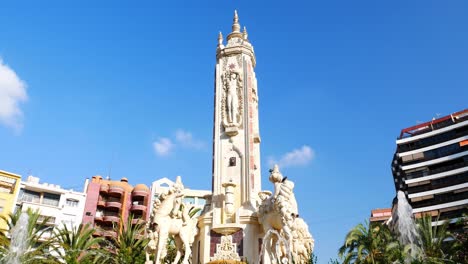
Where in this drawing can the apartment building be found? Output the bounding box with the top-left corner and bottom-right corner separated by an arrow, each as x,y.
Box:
15,176 -> 87,239
82,175 -> 150,238
391,109 -> 468,223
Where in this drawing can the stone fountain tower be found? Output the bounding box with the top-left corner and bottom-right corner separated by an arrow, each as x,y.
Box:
193,11 -> 263,264
145,11 -> 313,264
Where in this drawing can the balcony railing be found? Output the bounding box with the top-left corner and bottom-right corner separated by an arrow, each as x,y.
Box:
109,186 -> 125,196
100,185 -> 109,193
412,191 -> 468,209
93,230 -> 103,236
399,109 -> 468,139
401,144 -> 465,166
103,230 -> 117,238
132,189 -> 149,198
405,160 -> 468,180
131,204 -> 147,212
97,199 -> 106,207
407,172 -> 468,194
106,201 -> 122,209
103,215 -> 120,223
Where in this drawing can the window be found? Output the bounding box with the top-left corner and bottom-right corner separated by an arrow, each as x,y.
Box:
0,176 -> 16,194
37,215 -> 56,225
20,189 -> 41,203
66,199 -> 79,207
229,157 -> 236,166
42,193 -> 60,207
95,210 -> 103,217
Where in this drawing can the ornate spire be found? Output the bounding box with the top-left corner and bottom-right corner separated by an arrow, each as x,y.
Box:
232,10 -> 240,33
242,26 -> 248,41
227,10 -> 243,41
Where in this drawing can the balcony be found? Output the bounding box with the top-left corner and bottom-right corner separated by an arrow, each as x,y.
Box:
103,215 -> 120,223
106,201 -> 122,210
94,215 -> 103,222
37,215 -> 56,226
131,204 -> 147,212
132,189 -> 149,198
109,186 -> 124,196
100,185 -> 109,193
97,199 -> 106,207
103,230 -> 117,238
131,218 -> 146,225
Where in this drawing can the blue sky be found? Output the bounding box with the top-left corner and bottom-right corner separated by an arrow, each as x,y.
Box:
0,1 -> 467,263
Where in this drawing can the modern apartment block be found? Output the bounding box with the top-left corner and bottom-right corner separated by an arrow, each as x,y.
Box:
391,109 -> 468,223
15,176 -> 87,239
0,170 -> 22,230
82,175 -> 150,238
149,177 -> 211,218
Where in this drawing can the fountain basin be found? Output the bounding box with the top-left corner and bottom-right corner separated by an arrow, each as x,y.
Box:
211,224 -> 242,235
208,261 -> 247,264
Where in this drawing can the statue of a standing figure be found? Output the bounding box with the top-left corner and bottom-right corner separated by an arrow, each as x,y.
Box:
226,71 -> 239,124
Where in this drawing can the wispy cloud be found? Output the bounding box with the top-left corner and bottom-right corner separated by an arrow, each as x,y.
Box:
268,145 -> 315,168
175,129 -> 205,149
153,129 -> 205,157
0,58 -> 28,132
153,137 -> 173,156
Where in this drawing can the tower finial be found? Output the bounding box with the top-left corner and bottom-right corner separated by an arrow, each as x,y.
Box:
218,31 -> 224,48
242,26 -> 248,40
232,10 -> 240,33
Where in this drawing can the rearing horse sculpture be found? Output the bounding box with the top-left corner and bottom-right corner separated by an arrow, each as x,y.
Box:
257,165 -> 314,264
147,177 -> 198,264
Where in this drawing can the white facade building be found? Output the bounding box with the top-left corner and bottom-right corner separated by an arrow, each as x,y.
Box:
16,176 -> 87,239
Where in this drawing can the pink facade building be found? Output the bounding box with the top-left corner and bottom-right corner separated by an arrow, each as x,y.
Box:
82,175 -> 150,238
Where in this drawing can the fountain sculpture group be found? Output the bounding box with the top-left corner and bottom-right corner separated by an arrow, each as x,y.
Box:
145,167 -> 314,264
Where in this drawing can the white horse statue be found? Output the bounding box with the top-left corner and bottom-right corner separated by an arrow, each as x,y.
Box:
257,165 -> 314,264
145,177 -> 198,264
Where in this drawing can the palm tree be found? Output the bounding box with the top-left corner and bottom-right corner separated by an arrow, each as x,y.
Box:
416,214 -> 457,264
338,221 -> 394,264
100,214 -> 149,264
49,223 -> 103,264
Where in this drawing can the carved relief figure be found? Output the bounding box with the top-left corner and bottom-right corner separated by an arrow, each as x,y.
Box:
227,71 -> 239,124
221,58 -> 243,131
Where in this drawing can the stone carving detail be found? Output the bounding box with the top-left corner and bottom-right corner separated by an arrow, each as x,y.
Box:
221,56 -> 243,136
226,37 -> 244,48
211,235 -> 241,261
257,165 -> 314,264
145,176 -> 199,264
